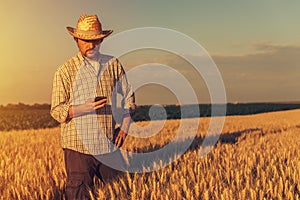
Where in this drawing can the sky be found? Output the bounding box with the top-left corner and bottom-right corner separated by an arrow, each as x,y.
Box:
0,0 -> 300,105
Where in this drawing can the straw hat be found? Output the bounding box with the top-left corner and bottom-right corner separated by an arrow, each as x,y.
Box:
66,14 -> 113,40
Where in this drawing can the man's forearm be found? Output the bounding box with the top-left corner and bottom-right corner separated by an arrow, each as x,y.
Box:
120,115 -> 131,133
68,105 -> 89,119
67,98 -> 107,120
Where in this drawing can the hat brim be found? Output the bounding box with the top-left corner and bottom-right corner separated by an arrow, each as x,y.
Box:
66,27 -> 113,40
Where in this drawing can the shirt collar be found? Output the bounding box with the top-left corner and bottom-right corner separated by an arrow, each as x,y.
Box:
77,52 -> 85,63
77,52 -> 102,64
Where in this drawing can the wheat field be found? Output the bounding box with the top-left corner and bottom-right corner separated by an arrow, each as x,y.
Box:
1,109 -> 300,199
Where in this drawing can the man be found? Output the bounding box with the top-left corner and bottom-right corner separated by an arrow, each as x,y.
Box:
50,14 -> 135,199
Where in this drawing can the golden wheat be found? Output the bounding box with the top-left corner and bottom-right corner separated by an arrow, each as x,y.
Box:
0,109 -> 300,199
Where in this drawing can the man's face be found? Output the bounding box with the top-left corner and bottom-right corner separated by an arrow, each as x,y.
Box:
76,38 -> 103,60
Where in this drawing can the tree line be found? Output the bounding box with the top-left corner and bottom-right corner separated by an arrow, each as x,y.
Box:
1,102 -> 300,131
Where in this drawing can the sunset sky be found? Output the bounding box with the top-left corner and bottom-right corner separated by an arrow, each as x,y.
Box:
1,0 -> 299,105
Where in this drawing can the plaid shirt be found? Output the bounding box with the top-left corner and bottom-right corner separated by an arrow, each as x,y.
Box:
50,52 -> 135,155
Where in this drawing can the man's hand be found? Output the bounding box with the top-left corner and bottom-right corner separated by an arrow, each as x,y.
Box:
114,115 -> 131,147
68,97 -> 107,119
92,97 -> 107,110
114,129 -> 127,148
81,98 -> 107,113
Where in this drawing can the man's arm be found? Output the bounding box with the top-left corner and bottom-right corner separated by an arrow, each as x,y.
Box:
50,69 -> 107,122
67,98 -> 107,120
114,114 -> 131,147
113,59 -> 136,147
50,69 -> 71,123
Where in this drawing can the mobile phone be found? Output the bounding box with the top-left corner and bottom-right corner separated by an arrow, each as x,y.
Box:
94,96 -> 107,102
